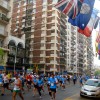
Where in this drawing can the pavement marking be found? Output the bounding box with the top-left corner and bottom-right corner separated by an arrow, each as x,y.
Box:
64,93 -> 79,100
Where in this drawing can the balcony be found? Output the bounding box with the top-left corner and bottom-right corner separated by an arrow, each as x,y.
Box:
0,0 -> 10,11
0,13 -> 9,24
0,29 -> 8,37
29,55 -> 33,58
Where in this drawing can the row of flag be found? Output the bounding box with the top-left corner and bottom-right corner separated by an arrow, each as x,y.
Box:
95,21 -> 100,59
55,0 -> 100,37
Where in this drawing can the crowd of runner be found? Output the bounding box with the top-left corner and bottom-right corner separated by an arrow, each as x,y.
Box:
0,70 -> 99,100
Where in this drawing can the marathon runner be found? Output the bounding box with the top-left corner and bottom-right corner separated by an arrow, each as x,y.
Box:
12,74 -> 24,100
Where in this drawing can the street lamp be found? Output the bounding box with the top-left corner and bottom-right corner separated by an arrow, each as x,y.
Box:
14,46 -> 17,74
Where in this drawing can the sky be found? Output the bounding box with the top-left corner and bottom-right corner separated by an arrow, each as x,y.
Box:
92,0 -> 100,67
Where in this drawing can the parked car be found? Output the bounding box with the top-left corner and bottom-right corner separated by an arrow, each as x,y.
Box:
80,79 -> 100,98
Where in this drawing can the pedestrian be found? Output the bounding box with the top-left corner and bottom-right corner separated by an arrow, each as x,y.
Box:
12,74 -> 24,100
79,75 -> 83,86
73,74 -> 77,85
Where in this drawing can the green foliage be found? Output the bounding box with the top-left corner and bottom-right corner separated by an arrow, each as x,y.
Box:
0,48 -> 4,56
94,69 -> 100,76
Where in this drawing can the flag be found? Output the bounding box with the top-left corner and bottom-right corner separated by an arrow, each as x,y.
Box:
96,22 -> 100,43
55,0 -> 83,19
78,9 -> 99,37
68,0 -> 95,30
94,17 -> 100,29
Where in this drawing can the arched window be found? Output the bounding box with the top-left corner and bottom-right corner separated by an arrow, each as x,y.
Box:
17,42 -> 23,48
8,40 -> 16,55
9,40 -> 16,46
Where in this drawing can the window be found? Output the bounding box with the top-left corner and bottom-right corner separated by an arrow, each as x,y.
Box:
41,37 -> 44,40
40,58 -> 43,61
51,30 -> 55,33
3,0 -> 8,9
51,43 -> 54,47
43,5 -> 47,9
0,25 -> 5,35
0,39 -> 3,47
52,0 -> 58,4
27,0 -> 33,4
41,43 -> 44,47
51,51 -> 54,54
26,21 -> 31,26
33,0 -> 36,4
33,9 -> 36,13
52,23 -> 55,26
52,17 -> 55,20
41,51 -> 44,54
42,0 -> 47,3
51,36 -> 55,40
16,23 -> 19,27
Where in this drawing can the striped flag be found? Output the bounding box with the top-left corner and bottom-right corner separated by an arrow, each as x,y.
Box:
78,9 -> 99,37
96,22 -> 100,43
55,0 -> 83,19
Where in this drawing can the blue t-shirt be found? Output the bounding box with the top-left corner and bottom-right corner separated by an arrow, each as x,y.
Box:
62,77 -> 66,84
20,77 -> 25,84
50,77 -> 57,89
37,79 -> 42,87
47,77 -> 50,84
0,74 -> 3,83
33,78 -> 37,85
57,75 -> 60,80
59,76 -> 62,81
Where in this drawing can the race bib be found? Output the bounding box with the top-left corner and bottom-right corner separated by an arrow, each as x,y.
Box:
51,83 -> 54,86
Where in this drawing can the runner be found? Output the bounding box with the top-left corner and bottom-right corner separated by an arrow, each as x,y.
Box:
0,70 -> 3,95
0,70 -> 3,86
67,74 -> 70,84
32,76 -> 38,97
1,72 -> 12,96
37,76 -> 43,98
61,76 -> 66,90
47,74 -> 51,95
26,73 -> 32,91
12,74 -> 24,100
49,74 -> 58,100
20,73 -> 25,94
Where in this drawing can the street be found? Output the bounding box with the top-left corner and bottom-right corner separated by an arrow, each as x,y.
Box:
0,82 -> 99,100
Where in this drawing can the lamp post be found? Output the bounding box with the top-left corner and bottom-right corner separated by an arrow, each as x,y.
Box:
14,46 -> 17,74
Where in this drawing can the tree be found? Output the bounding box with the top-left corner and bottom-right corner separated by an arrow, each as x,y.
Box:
94,69 -> 100,76
0,48 -> 4,64
0,48 -> 4,56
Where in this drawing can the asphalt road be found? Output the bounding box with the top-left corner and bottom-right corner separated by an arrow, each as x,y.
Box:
0,82 -> 99,100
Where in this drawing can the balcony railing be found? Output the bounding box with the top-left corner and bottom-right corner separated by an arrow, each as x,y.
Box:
0,13 -> 9,23
0,0 -> 10,11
